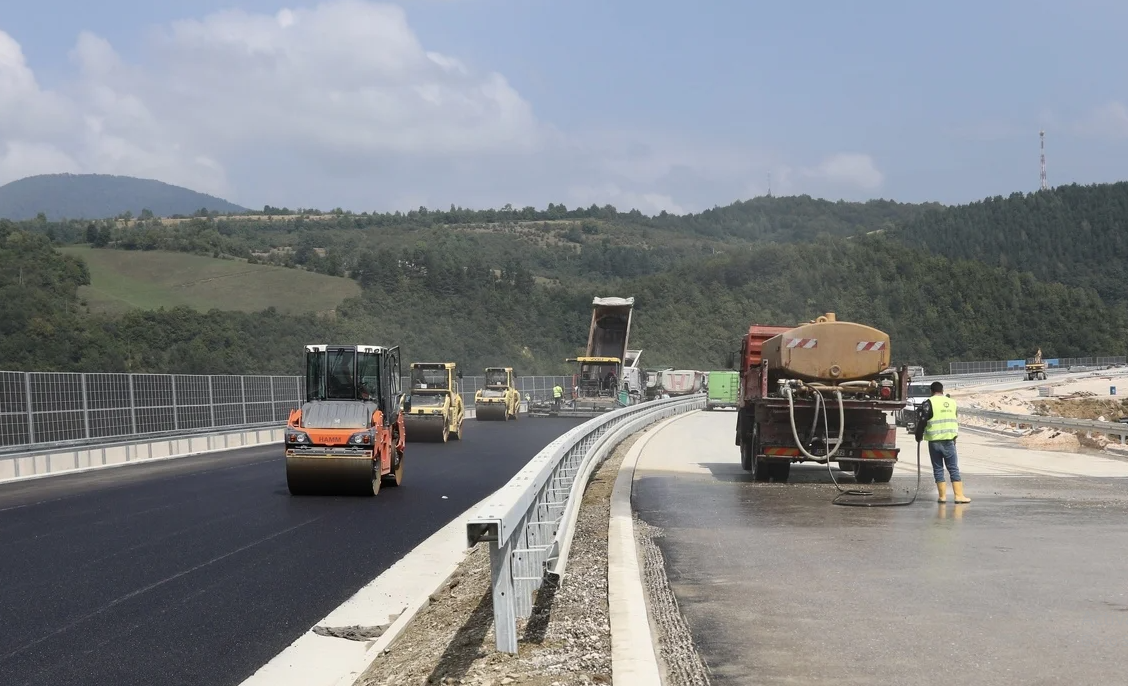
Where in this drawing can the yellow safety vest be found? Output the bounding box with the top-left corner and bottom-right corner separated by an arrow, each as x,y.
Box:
923,396 -> 958,442
553,385 -> 563,398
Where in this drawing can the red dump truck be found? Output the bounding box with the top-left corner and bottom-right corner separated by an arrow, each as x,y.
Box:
732,313 -> 909,483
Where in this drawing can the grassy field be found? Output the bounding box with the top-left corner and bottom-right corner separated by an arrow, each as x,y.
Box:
60,246 -> 360,315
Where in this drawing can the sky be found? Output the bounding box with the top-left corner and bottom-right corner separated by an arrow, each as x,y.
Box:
2,0 -> 1128,215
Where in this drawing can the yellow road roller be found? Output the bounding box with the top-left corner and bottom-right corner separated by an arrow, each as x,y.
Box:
475,367 -> 521,421
403,362 -> 465,442
285,344 -> 406,496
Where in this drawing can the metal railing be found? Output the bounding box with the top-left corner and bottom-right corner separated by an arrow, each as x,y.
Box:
962,408 -> 1128,445
465,393 -> 704,653
0,372 -> 302,452
949,357 -> 1126,375
0,371 -> 579,452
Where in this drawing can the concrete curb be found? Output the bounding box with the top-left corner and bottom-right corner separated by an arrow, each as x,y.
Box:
608,411 -> 693,686
241,494 -> 491,686
330,553 -> 469,686
0,427 -> 284,485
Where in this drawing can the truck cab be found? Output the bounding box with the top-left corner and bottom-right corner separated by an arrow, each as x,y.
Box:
897,380 -> 934,431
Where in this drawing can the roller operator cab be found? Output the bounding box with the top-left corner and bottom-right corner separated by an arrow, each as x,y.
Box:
403,362 -> 465,442
475,367 -> 521,421
731,313 -> 909,484
285,344 -> 406,496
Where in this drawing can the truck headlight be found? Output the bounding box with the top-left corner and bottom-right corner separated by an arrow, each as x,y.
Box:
348,432 -> 372,445
287,431 -> 308,443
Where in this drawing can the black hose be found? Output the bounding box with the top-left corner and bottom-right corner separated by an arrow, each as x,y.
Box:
830,438 -> 922,507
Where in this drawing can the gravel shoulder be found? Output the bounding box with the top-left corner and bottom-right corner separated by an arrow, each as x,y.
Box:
354,432 -> 644,686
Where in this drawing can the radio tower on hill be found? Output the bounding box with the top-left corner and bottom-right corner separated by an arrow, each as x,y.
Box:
1040,130 -> 1048,191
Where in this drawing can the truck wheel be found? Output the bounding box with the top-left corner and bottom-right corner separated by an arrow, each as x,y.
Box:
872,465 -> 894,483
752,457 -> 771,482
771,461 -> 791,483
740,441 -> 753,471
855,465 -> 876,484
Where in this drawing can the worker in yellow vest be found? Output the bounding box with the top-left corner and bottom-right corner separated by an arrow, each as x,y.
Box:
552,384 -> 563,410
914,381 -> 970,504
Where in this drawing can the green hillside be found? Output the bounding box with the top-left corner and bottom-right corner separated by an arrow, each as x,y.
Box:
58,246 -> 359,315
4,179 -> 1128,376
0,173 -> 247,221
894,182 -> 1128,303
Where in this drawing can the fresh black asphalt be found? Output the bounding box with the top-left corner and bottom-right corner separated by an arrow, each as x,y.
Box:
0,417 -> 581,686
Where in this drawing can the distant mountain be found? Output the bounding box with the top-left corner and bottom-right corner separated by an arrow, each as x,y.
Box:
0,173 -> 247,221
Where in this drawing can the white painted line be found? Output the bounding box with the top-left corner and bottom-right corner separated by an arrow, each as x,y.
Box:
608,411 -> 692,686
240,494 -> 490,686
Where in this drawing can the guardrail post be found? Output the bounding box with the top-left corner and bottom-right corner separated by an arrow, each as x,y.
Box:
128,374 -> 138,435
207,376 -> 216,428
490,539 -> 518,654
269,377 -> 277,422
171,375 -> 179,432
80,373 -> 91,439
24,372 -> 35,445
240,377 -> 248,425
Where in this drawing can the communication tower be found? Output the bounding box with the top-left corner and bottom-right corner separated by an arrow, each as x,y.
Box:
1040,130 -> 1047,191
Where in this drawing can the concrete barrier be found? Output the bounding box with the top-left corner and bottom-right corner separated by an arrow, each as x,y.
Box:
0,426 -> 285,485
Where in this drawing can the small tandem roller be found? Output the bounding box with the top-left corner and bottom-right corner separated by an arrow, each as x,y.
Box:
403,362 -> 465,442
285,344 -> 406,496
475,367 -> 521,421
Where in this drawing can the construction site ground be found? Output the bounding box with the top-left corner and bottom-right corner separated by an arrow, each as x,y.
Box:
354,434 -> 643,686
956,369 -> 1128,453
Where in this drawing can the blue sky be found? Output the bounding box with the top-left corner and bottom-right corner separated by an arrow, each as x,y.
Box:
2,0 -> 1127,214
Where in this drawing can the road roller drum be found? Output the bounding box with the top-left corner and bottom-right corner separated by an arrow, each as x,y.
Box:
286,455 -> 381,496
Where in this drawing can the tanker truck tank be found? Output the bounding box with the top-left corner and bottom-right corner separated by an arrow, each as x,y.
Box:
760,312 -> 891,383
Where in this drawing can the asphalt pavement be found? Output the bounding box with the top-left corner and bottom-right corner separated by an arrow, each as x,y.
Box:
633,411 -> 1128,685
0,416 -> 581,686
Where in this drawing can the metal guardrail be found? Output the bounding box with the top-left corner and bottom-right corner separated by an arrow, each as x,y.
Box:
949,357 -> 1127,375
962,408 -> 1128,444
465,393 -> 704,653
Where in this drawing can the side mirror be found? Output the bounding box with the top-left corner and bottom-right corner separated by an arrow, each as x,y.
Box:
403,395 -> 412,412
726,351 -> 737,370
457,370 -> 463,379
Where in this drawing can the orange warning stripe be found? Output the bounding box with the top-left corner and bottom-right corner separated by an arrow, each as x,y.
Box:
763,447 -> 800,456
860,449 -> 897,459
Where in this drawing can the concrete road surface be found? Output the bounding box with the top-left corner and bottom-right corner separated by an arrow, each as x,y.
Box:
633,410 -> 1128,685
0,417 -> 581,686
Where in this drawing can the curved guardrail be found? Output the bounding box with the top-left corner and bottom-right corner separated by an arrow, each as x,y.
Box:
465,393 -> 705,653
962,408 -> 1128,444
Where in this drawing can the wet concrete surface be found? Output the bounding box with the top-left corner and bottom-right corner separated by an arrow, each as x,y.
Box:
0,417 -> 581,686
633,411 -> 1128,685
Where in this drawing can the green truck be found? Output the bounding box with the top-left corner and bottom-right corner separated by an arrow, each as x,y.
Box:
706,370 -> 740,410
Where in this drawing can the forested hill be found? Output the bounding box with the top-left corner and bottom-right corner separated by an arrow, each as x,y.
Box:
0,174 -> 247,221
894,182 -> 1128,303
664,195 -> 938,241
623,235 -> 1127,371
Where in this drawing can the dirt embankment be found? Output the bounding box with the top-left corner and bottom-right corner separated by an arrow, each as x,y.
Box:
354,435 -> 642,686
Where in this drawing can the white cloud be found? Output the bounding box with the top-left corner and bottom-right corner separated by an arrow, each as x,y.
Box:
0,1 -> 888,214
802,153 -> 884,191
1074,102 -> 1128,140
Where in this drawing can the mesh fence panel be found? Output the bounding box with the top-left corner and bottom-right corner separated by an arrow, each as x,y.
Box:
0,371 -> 692,450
